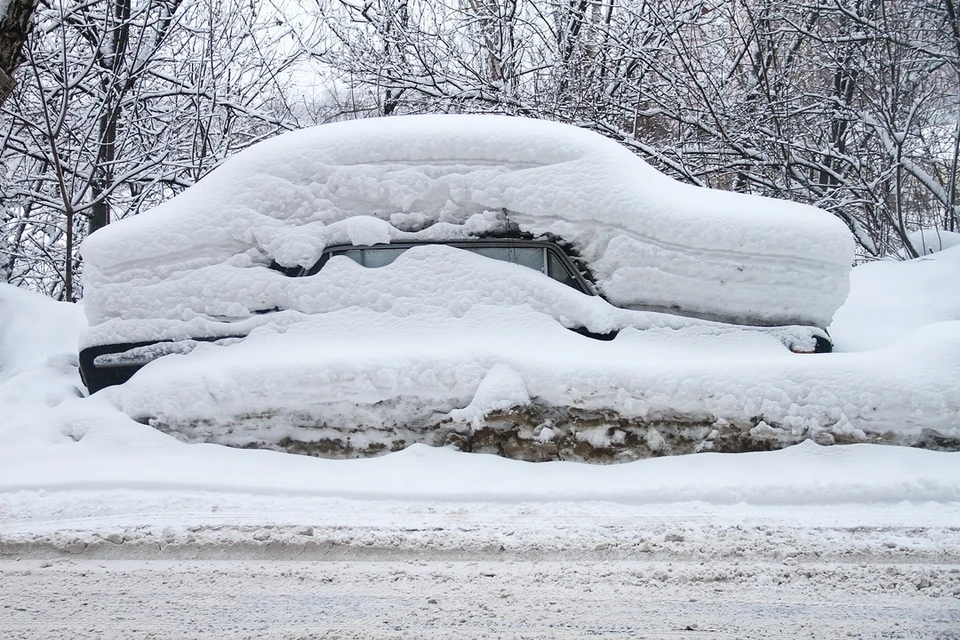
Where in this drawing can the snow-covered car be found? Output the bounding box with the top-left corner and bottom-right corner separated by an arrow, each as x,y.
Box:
79,115 -> 854,460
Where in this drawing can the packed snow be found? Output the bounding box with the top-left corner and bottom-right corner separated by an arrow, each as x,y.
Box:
4,518 -> 959,639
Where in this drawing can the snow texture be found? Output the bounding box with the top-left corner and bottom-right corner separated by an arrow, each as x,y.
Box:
80,115 -> 854,355
1,235 -> 958,471
3,523 -> 959,638
830,243 -> 960,351
92,295 -> 958,452
904,228 -> 960,256
82,246 -> 958,453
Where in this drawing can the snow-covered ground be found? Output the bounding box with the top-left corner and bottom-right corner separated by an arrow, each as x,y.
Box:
3,507 -> 959,639
1,237 -> 959,636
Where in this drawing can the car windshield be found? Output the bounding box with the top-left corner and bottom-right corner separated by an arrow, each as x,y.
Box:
305,242 -> 593,295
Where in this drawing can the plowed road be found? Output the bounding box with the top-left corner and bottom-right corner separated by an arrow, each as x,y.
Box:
2,546 -> 958,639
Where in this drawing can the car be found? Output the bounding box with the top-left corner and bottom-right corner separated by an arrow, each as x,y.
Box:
79,115 -> 854,460
80,235 -> 835,393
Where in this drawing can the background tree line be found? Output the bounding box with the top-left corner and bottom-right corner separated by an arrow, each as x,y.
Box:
2,0 -> 957,300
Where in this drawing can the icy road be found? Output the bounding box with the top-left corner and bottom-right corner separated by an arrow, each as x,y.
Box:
3,555 -> 958,639
2,495 -> 959,639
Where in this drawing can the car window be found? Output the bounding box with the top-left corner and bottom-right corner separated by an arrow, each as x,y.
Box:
306,242 -> 593,295
332,248 -> 407,268
547,250 -> 580,290
468,246 -> 545,272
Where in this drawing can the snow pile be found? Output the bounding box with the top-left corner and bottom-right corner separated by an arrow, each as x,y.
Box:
76,245 -> 958,458
0,249 -> 958,521
0,284 -> 86,419
0,279 -> 956,501
99,300 -> 960,457
0,284 -> 84,384
904,229 -> 960,257
78,245 -> 957,460
829,244 -> 960,351
81,115 -> 853,349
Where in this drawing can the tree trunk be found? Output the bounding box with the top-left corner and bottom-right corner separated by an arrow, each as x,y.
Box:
89,0 -> 132,234
0,0 -> 39,105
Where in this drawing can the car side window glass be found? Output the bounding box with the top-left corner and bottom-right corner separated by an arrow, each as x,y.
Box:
333,248 -> 404,268
308,243 -> 591,295
340,250 -> 363,265
467,246 -> 545,272
547,250 -> 580,289
360,248 -> 406,268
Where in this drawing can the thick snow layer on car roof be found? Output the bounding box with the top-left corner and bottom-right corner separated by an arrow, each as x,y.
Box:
80,115 -> 853,332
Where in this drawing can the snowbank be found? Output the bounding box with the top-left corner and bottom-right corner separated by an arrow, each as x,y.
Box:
0,275 -> 956,501
75,244 -> 957,459
829,244 -> 960,351
0,249 -> 958,518
0,284 -> 85,384
0,284 -> 86,419
81,115 -> 853,347
99,303 -> 960,457
904,228 -> 960,257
